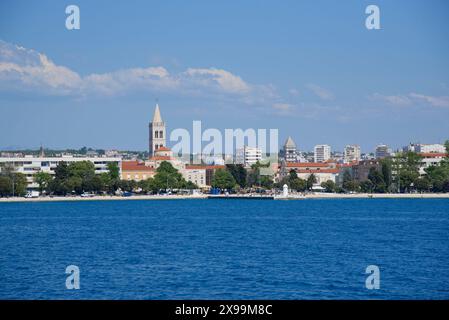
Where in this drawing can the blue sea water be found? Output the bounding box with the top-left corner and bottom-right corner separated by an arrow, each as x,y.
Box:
0,198 -> 448,300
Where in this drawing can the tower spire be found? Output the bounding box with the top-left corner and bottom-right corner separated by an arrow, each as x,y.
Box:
153,103 -> 162,123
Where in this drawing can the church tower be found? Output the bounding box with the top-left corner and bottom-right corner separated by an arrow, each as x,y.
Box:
149,103 -> 166,156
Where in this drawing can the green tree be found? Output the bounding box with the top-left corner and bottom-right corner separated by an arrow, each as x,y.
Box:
342,171 -> 357,192
212,168 -> 236,190
360,180 -> 374,193
290,178 -> 307,192
153,161 -> 186,191
54,161 -> 70,180
260,175 -> 274,189
34,171 -> 52,194
107,162 -> 120,180
226,164 -> 247,188
414,177 -> 431,193
394,152 -> 422,193
321,180 -> 336,193
368,167 -> 386,193
306,174 -> 317,191
0,176 -> 12,197
68,161 -> 96,181
380,158 -> 393,191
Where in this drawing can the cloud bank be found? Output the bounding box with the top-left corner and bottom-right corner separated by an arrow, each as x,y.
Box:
0,40 -> 270,101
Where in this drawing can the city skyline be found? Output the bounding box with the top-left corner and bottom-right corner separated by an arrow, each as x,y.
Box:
1,0 -> 449,152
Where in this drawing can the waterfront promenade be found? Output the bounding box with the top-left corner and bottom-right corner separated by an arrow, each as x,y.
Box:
1,193 -> 449,203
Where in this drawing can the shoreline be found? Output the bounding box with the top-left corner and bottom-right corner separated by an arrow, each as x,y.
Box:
0,194 -> 209,203
0,193 -> 449,203
277,193 -> 449,200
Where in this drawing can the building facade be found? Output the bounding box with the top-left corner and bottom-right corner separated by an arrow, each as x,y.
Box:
280,162 -> 339,184
149,103 -> 166,156
121,160 -> 156,181
344,145 -> 361,163
352,160 -> 380,182
236,146 -> 262,167
415,144 -> 446,154
418,153 -> 448,175
375,144 -> 390,159
283,136 -> 297,162
0,155 -> 121,190
314,145 -> 331,163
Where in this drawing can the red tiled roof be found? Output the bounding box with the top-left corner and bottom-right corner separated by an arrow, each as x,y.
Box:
297,169 -> 340,174
185,165 -> 225,170
286,162 -> 330,168
419,153 -> 448,158
122,161 -> 155,172
337,161 -> 358,168
149,156 -> 172,161
156,146 -> 171,151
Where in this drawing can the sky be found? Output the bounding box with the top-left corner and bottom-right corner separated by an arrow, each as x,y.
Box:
0,0 -> 448,153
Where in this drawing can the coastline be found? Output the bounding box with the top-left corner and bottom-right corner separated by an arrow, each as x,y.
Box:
1,192 -> 449,203
0,194 -> 209,203
278,193 -> 449,200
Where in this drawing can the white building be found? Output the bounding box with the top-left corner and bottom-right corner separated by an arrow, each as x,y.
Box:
418,153 -> 448,175
415,144 -> 446,154
375,144 -> 390,159
149,103 -> 166,156
344,145 -> 361,163
236,146 -> 262,167
0,155 -> 122,190
182,167 -> 206,188
283,137 -> 297,162
314,145 -> 331,163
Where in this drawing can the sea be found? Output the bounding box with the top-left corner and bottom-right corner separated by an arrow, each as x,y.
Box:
0,198 -> 448,299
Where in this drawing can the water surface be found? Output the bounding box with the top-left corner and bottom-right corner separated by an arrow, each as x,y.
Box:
0,198 -> 448,299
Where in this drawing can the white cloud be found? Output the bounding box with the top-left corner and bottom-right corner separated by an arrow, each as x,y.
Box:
371,93 -> 412,106
0,40 -> 268,101
289,88 -> 300,96
409,93 -> 449,108
306,84 -> 334,100
372,92 -> 449,108
272,103 -> 293,111
0,41 -> 82,94
183,68 -> 250,94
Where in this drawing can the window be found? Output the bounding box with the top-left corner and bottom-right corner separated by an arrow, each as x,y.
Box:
155,131 -> 158,138
155,144 -> 158,150
159,130 -> 163,139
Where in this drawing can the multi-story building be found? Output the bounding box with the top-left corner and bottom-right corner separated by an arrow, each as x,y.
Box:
149,103 -> 166,156
235,146 -> 262,167
121,160 -> 156,181
280,162 -> 339,184
415,144 -> 446,154
314,145 -> 331,163
375,144 -> 390,159
282,137 -> 297,162
403,143 -> 446,154
344,145 -> 361,163
0,155 -> 121,190
352,160 -> 380,182
418,153 -> 448,175
183,165 -> 225,188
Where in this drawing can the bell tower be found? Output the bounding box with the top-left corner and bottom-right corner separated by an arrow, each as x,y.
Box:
149,103 -> 166,156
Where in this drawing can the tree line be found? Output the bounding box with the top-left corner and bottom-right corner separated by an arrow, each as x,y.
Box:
0,160 -> 197,197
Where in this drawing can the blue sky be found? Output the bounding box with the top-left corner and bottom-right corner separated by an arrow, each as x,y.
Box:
0,0 -> 448,153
